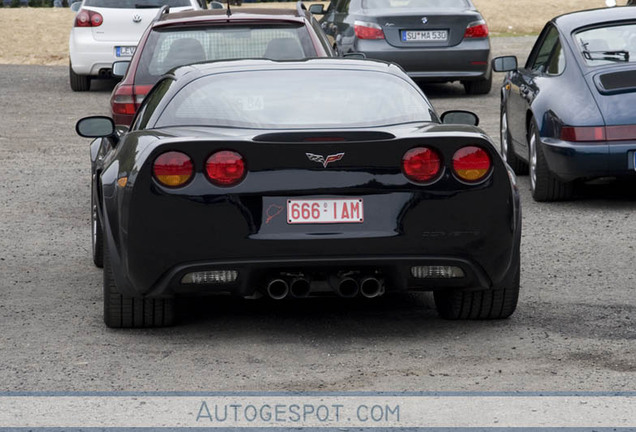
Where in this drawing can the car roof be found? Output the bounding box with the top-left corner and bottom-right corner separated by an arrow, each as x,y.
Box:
553,6 -> 636,34
155,7 -> 309,27
170,58 -> 404,80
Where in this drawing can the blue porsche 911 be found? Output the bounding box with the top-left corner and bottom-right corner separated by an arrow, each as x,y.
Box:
493,6 -> 636,201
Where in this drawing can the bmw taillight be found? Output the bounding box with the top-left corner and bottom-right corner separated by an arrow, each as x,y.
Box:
354,21 -> 385,40
464,20 -> 489,38
561,125 -> 636,141
206,151 -> 246,186
452,146 -> 491,182
75,9 -> 103,27
153,151 -> 193,187
402,147 -> 442,183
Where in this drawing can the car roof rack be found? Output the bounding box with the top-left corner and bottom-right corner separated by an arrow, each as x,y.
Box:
154,5 -> 170,22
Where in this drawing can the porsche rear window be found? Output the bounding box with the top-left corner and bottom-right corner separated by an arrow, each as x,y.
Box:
83,0 -> 191,8
155,69 -> 433,129
134,25 -> 316,85
575,23 -> 636,66
362,0 -> 468,9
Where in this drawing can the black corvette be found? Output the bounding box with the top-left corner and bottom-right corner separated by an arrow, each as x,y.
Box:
493,7 -> 636,201
77,58 -> 521,327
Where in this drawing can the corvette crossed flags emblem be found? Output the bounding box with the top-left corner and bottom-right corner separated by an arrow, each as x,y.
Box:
306,152 -> 345,168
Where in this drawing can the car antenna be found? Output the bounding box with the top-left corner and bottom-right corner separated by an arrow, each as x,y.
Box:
226,0 -> 232,17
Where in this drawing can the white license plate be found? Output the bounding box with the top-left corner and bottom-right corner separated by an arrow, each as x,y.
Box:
116,46 -> 136,57
287,199 -> 364,224
401,30 -> 448,42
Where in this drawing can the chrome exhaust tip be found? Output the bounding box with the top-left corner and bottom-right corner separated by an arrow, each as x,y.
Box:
360,277 -> 384,298
289,277 -> 311,298
336,277 -> 359,298
266,278 -> 289,300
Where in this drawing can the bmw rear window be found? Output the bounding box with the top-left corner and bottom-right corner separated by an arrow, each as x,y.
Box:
362,0 -> 469,9
134,25 -> 316,85
154,69 -> 433,129
83,0 -> 192,8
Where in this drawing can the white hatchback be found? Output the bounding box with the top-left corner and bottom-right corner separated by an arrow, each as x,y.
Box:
69,0 -> 205,91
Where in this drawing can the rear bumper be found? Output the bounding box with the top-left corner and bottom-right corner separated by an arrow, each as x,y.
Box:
353,38 -> 491,81
541,137 -> 636,181
69,29 -> 136,76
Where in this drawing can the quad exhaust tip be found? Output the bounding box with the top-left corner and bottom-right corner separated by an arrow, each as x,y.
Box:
289,277 -> 311,298
266,278 -> 289,300
360,277 -> 384,298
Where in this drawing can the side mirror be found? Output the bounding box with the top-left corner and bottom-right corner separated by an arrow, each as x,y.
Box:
208,0 -> 224,8
70,1 -> 81,12
76,116 -> 116,138
308,3 -> 324,14
343,52 -> 366,59
440,110 -> 479,126
492,56 -> 518,73
112,61 -> 130,78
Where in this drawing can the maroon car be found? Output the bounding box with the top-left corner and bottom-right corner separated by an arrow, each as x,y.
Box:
110,3 -> 335,125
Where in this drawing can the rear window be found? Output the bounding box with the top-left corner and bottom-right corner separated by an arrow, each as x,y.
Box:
83,0 -> 192,8
154,69 -> 433,129
134,25 -> 316,85
362,0 -> 469,9
574,22 -> 636,66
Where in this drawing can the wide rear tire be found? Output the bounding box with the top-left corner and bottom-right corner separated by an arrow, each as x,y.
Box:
528,121 -> 573,202
69,62 -> 91,92
103,242 -> 175,328
463,74 -> 492,95
91,181 -> 103,268
434,260 -> 520,320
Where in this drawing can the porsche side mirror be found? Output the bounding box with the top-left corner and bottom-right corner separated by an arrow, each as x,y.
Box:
76,116 -> 116,139
492,56 -> 518,72
440,110 -> 479,126
308,3 -> 324,14
112,61 -> 130,78
208,1 -> 224,9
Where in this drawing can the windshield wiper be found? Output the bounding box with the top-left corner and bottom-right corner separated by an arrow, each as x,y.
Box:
582,50 -> 630,62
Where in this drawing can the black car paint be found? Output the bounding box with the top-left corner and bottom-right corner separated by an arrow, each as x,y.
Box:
84,59 -> 520,325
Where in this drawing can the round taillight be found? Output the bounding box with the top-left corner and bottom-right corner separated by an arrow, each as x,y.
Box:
153,151 -> 193,187
402,147 -> 442,183
452,146 -> 491,182
91,11 -> 103,27
206,150 -> 246,186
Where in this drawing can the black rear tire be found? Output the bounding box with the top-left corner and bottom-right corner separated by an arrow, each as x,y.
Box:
463,74 -> 492,95
91,181 -> 103,268
103,242 -> 175,328
434,260 -> 520,320
528,121 -> 573,202
69,62 -> 91,92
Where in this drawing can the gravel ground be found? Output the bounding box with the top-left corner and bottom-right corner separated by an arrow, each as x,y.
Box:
0,37 -> 634,392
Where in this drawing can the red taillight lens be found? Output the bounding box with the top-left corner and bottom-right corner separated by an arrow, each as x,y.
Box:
561,125 -> 636,142
153,151 -> 193,187
452,146 -> 491,182
111,86 -> 136,116
402,147 -> 442,183
354,21 -> 385,40
464,20 -> 489,38
206,151 -> 246,186
74,9 -> 103,27
561,126 -> 605,141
